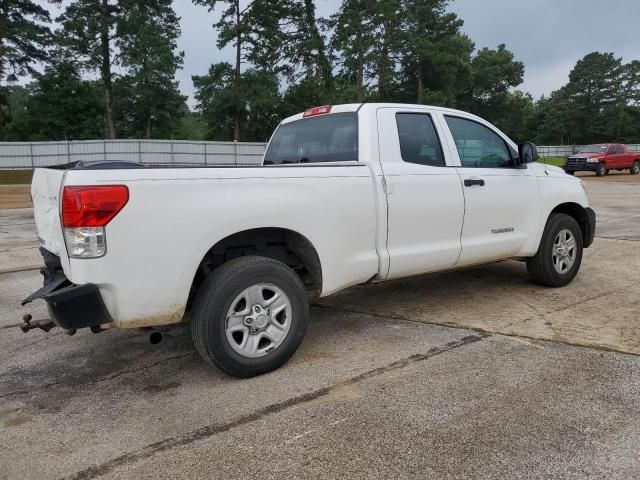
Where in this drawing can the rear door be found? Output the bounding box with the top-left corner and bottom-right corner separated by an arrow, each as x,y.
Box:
440,114 -> 540,265
377,107 -> 464,279
615,144 -> 630,168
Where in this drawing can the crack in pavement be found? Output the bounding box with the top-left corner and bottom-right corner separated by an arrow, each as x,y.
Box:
63,334 -> 487,480
320,298 -> 640,358
597,235 -> 640,242
0,331 -> 64,361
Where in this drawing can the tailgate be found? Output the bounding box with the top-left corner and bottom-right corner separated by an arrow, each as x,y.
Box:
31,168 -> 66,256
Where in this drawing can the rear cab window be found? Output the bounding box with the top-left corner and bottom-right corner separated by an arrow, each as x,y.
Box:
395,113 -> 445,167
264,113 -> 358,164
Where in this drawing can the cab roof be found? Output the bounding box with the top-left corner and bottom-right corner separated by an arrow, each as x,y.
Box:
280,103 -> 487,125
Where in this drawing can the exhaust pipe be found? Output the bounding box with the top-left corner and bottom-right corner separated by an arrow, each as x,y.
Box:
149,331 -> 163,345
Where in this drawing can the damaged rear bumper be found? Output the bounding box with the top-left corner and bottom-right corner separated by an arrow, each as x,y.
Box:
22,248 -> 112,331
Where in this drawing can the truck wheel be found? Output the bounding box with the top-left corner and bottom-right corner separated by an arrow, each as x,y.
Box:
564,170 -> 575,176
631,161 -> 640,175
595,163 -> 606,177
191,256 -> 309,378
526,213 -> 583,288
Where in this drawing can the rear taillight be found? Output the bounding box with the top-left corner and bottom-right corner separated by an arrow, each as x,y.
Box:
62,186 -> 129,258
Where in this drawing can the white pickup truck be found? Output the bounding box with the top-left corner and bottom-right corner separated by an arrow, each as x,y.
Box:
23,103 -> 596,377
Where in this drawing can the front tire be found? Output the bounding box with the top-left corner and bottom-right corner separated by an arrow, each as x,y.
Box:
631,161 -> 640,175
526,213 -> 583,287
596,163 -> 606,177
191,256 -> 309,377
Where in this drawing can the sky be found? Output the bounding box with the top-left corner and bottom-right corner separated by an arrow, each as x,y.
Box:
173,0 -> 640,106
37,0 -> 640,106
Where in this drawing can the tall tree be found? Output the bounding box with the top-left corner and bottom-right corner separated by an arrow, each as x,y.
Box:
563,52 -> 624,143
401,0 -> 464,103
194,0 -> 287,140
330,0 -> 379,102
285,0 -> 332,88
115,0 -> 186,138
0,0 -> 59,131
57,0 -> 121,138
369,0 -> 402,100
0,0 -> 58,82
193,62 -> 280,142
4,62 -> 103,141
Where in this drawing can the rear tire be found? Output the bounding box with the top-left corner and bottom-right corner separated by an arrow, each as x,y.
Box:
595,163 -> 606,177
631,161 -> 640,175
191,256 -> 309,378
526,214 -> 583,287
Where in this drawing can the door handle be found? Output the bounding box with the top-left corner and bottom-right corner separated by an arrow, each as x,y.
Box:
464,178 -> 485,187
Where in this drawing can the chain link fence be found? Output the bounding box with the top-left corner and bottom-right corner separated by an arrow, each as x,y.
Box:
1,140 -> 640,170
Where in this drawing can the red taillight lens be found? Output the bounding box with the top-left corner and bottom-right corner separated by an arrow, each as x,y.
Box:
303,105 -> 332,117
62,186 -> 129,228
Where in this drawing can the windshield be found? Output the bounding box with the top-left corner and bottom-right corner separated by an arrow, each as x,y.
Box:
579,145 -> 607,153
264,113 -> 358,164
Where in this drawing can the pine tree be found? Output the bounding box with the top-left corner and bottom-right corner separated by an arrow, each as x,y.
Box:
285,0 -> 331,88
329,0 -> 377,102
116,0 -> 186,138
400,0 -> 464,104
0,0 -> 59,132
0,0 -> 58,81
57,0 -> 121,139
194,0 -> 289,140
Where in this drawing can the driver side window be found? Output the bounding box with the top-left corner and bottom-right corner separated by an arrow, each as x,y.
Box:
445,116 -> 513,168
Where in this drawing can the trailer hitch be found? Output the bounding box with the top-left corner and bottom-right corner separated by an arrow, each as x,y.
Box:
19,314 -> 76,336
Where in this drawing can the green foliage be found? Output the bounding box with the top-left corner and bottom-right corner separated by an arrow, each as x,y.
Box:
0,0 -> 59,81
57,0 -> 121,137
536,52 -> 640,144
2,0 -> 640,146
114,0 -> 186,138
3,62 -> 103,141
193,63 -> 280,141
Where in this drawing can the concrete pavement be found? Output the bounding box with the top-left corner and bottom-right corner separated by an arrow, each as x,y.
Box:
1,174 -> 639,479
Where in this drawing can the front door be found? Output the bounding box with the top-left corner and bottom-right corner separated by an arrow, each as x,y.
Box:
441,115 -> 540,266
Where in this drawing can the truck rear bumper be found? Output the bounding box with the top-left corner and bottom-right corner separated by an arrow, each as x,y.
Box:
22,248 -> 112,330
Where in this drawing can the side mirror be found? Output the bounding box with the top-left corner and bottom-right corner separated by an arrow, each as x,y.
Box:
518,142 -> 539,165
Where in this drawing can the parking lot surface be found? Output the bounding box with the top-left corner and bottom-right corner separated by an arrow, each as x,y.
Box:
1,174 -> 639,479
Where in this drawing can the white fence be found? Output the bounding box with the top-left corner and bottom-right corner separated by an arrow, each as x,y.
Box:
0,140 -> 267,169
1,140 -> 640,169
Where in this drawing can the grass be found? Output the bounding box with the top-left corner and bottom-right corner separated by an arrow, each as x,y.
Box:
537,157 -> 565,167
0,170 -> 34,185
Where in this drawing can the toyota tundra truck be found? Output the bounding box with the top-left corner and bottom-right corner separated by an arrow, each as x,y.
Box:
23,103 -> 596,377
564,143 -> 640,176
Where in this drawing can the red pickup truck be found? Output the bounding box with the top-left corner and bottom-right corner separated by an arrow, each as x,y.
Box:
564,144 -> 640,176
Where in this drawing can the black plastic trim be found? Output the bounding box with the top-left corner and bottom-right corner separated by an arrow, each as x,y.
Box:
44,283 -> 113,330
22,248 -> 113,330
584,207 -> 596,248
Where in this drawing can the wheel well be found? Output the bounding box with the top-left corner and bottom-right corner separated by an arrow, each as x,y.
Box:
550,203 -> 589,243
188,228 -> 322,309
